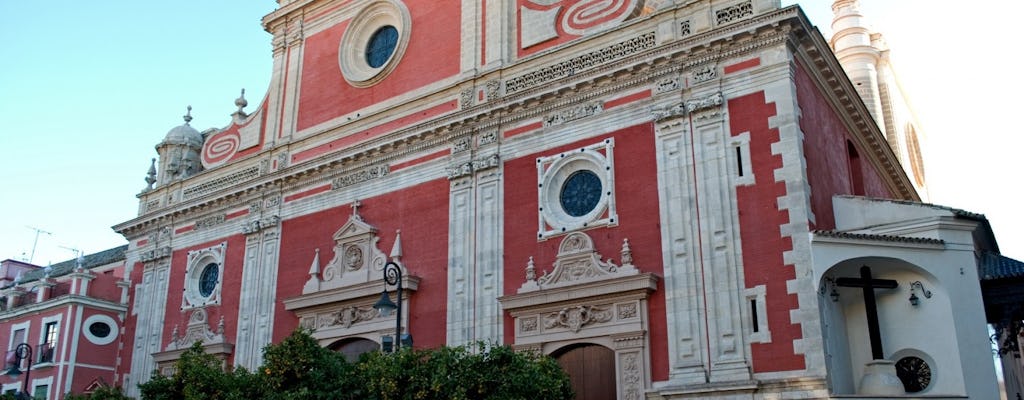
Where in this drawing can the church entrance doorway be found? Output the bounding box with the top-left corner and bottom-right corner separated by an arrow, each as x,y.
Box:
554,343 -> 616,400
330,337 -> 379,363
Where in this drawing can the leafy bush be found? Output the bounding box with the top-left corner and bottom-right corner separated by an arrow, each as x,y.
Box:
130,330 -> 571,400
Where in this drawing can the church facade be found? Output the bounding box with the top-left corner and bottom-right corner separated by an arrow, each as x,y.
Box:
101,0 -> 1005,399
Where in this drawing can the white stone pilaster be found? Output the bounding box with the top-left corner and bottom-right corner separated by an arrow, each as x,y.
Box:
234,217 -> 281,371
126,259 -> 171,398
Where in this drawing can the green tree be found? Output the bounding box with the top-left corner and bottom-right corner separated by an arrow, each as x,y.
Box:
138,341 -> 252,400
63,385 -> 132,400
255,328 -> 362,399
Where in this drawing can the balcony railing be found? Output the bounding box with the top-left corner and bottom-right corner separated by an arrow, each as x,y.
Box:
37,342 -> 55,364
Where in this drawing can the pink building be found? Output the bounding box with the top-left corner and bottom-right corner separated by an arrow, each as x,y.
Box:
0,247 -> 127,398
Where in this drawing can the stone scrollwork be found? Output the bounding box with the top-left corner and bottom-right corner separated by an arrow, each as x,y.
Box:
521,232 -> 638,292
446,154 -> 501,180
691,65 -> 717,83
140,247 -> 172,263
165,308 -> 228,351
654,77 -> 680,94
303,209 -> 388,293
544,102 -> 603,127
543,305 -> 614,333
242,215 -> 281,235
684,92 -> 725,121
317,306 -> 380,329
651,103 -> 687,121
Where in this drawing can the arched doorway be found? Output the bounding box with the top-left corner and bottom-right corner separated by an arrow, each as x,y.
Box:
553,343 -> 616,400
330,337 -> 379,363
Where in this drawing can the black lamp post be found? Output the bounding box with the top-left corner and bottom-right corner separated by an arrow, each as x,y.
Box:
4,343 -> 33,400
373,261 -> 409,352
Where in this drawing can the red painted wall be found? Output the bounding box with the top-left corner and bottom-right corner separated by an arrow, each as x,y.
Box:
795,63 -> 893,230
730,91 -> 805,373
501,123 -> 669,381
276,178 -> 450,347
296,2 -> 461,131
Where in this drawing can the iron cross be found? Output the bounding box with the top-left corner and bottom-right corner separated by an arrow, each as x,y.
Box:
835,265 -> 899,360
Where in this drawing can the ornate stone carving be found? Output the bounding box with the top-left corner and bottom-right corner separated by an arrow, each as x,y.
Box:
446,155 -> 501,180
520,233 -> 638,292
544,102 -> 603,127
505,32 -> 656,95
478,129 -> 498,146
680,20 -> 692,37
453,137 -> 471,153
460,87 -> 474,108
195,214 -> 226,230
620,352 -> 643,400
485,80 -> 501,99
715,1 -> 753,25
655,77 -> 680,94
618,303 -> 638,319
543,305 -> 613,333
521,317 -> 539,332
692,65 -> 717,83
241,215 -> 280,235
651,103 -> 687,120
303,211 -> 388,293
140,247 -> 172,263
165,308 -> 228,351
331,165 -> 390,189
316,306 -> 380,329
686,92 -> 724,112
182,166 -> 260,201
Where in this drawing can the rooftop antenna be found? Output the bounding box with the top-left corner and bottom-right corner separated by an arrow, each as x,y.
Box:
25,226 -> 52,264
58,245 -> 82,262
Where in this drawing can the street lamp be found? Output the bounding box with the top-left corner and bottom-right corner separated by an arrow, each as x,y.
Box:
4,343 -> 33,400
373,261 -> 411,352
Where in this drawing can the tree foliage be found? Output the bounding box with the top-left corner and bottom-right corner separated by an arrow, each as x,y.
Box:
125,329 -> 573,400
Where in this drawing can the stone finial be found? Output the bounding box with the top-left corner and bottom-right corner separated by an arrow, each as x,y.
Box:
217,316 -> 225,335
307,248 -> 321,278
232,89 -> 248,120
171,325 -> 180,343
183,105 -> 193,124
144,158 -> 157,191
525,257 -> 536,281
390,230 -> 403,261
620,238 -> 633,266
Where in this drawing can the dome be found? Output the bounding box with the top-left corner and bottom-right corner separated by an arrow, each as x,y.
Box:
161,106 -> 204,148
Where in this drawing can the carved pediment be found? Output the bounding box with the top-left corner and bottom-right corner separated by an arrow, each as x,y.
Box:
304,214 -> 389,293
519,232 -> 637,293
165,308 -> 228,351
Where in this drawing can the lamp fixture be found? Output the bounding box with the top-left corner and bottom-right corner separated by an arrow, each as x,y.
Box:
908,280 -> 932,306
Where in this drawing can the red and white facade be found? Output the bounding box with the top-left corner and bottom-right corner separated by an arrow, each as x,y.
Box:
0,248 -> 128,399
108,0 -> 1002,399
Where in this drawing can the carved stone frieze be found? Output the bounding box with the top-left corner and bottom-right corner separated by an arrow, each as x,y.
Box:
684,92 -> 725,121
544,102 -> 603,127
651,103 -> 687,121
460,87 -> 475,108
140,247 -> 172,263
655,77 -> 680,94
715,1 -> 753,25
314,305 -> 381,329
680,20 -> 692,37
478,129 -> 498,146
691,65 -> 717,83
242,215 -> 280,235
182,166 -> 260,201
453,137 -> 471,153
620,352 -> 643,400
543,305 -> 613,333
331,165 -> 390,189
195,214 -> 226,230
485,80 -> 501,99
446,154 -> 501,180
504,32 -> 656,95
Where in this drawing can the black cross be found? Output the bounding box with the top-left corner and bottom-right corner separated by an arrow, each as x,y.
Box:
835,265 -> 899,360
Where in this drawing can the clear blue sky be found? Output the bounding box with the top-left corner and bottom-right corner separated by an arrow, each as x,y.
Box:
1,1 -> 1021,265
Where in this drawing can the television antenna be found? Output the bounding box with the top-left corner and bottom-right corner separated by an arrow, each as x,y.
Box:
25,226 -> 52,264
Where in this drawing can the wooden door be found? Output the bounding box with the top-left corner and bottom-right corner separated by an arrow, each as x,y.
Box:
332,338 -> 380,363
555,344 -> 616,400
